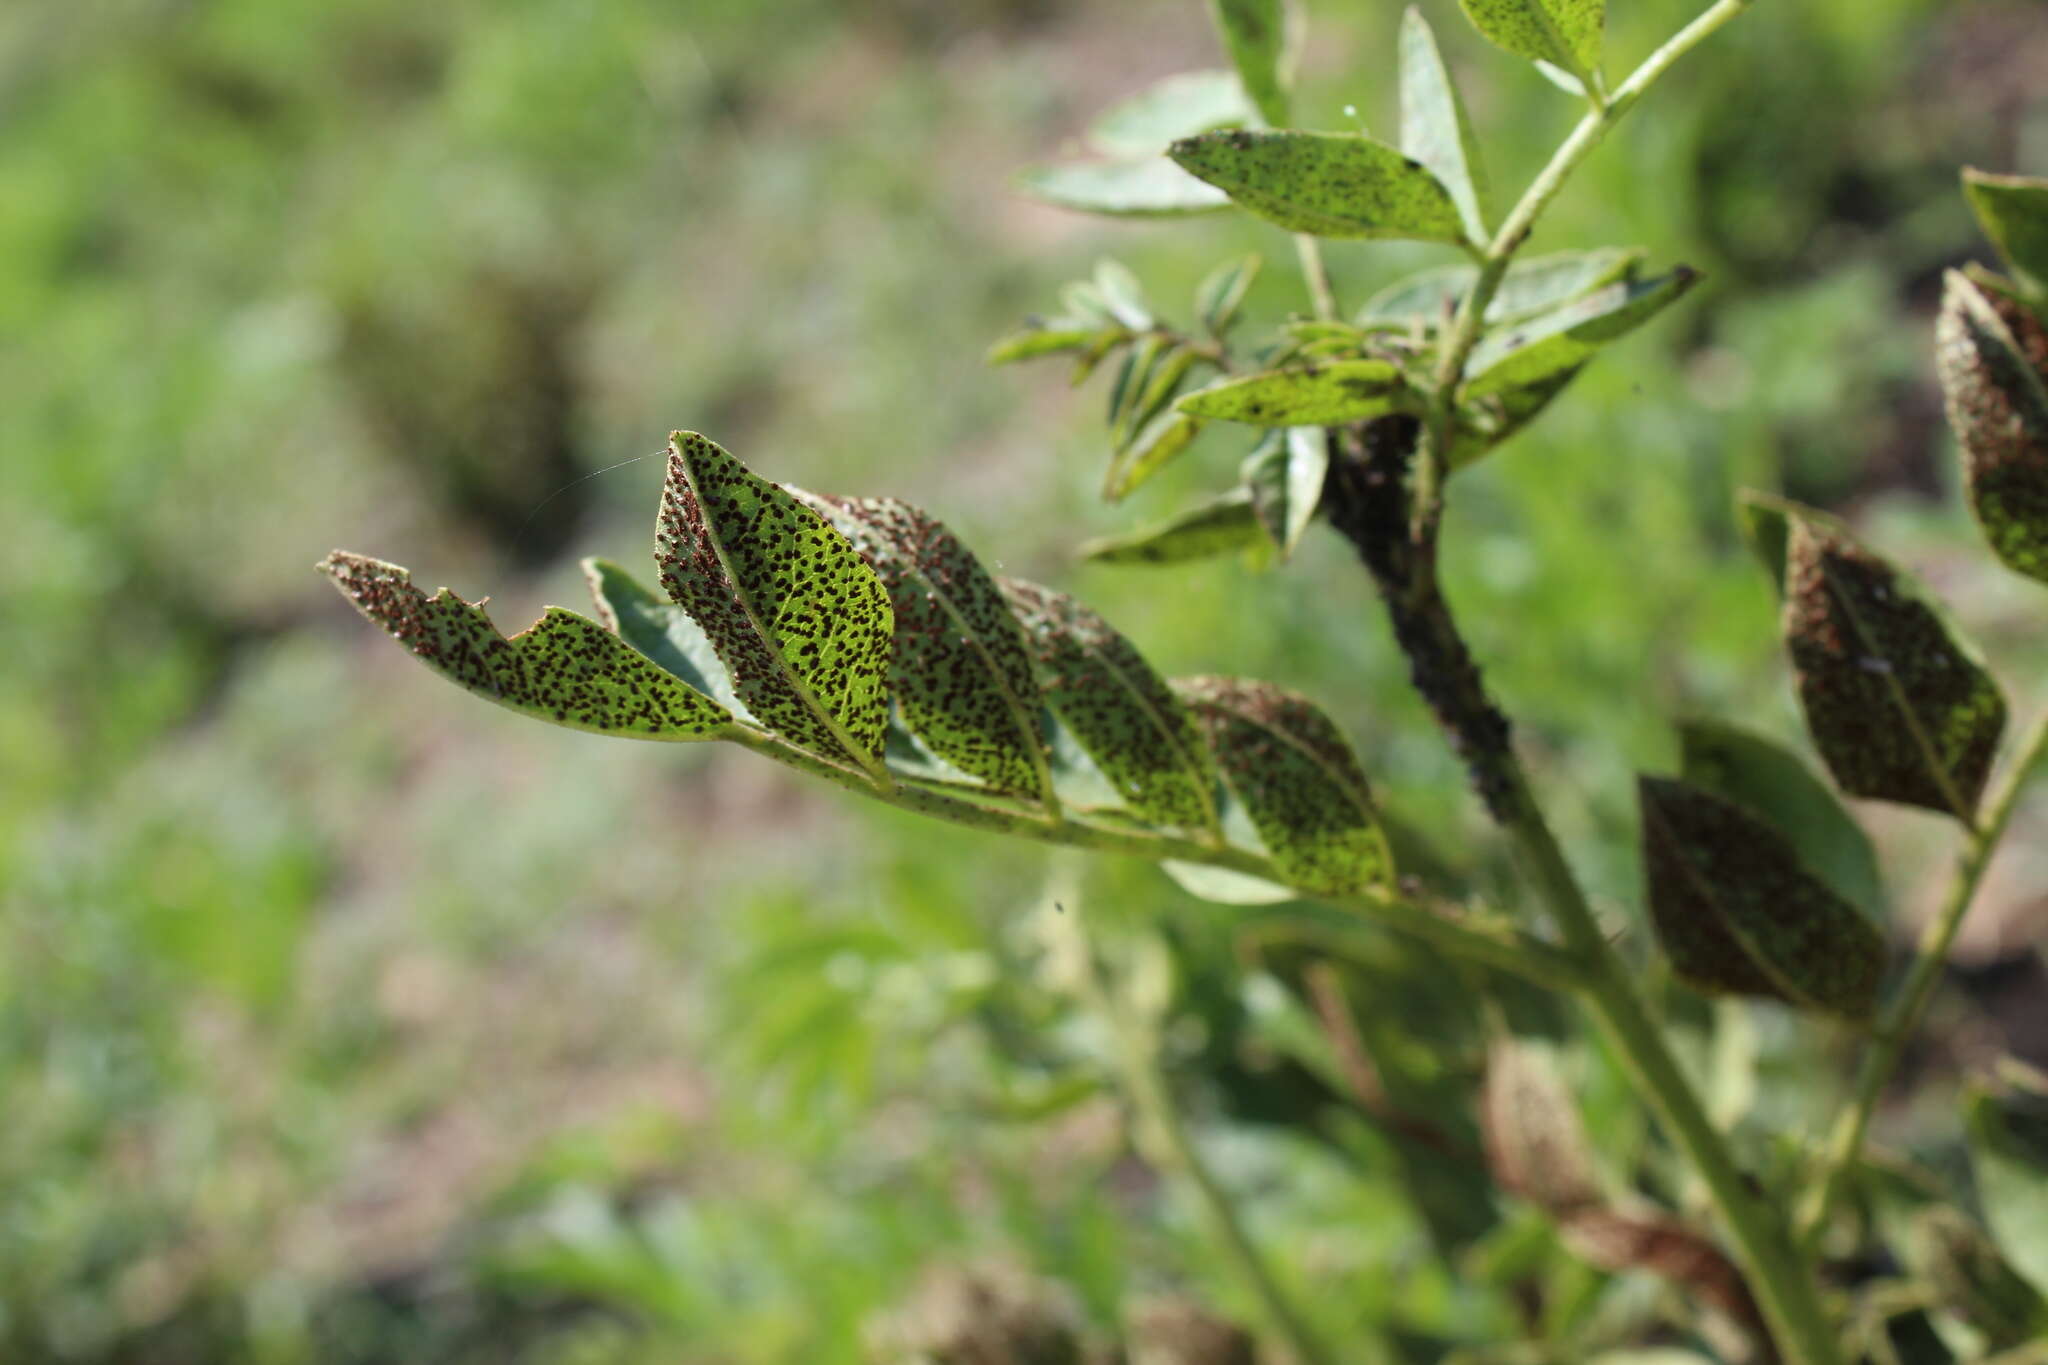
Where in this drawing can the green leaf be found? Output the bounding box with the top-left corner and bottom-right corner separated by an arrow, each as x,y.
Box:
1936,268 -> 2048,585
1457,0 -> 1604,86
1399,7 -> 1489,243
583,558 -> 752,721
1109,334 -> 1169,434
1000,579 -> 1218,834
1966,1073 -> 2048,1295
1089,69 -> 1254,157
1206,0 -> 1292,128
987,320 -> 1115,366
1963,168 -> 2048,300
1735,488 -> 1793,596
656,432 -> 893,774
1447,364 -> 1583,468
1017,158 -> 1231,218
1119,345 -> 1198,449
1911,1206 -> 2048,1348
797,495 -> 1053,802
1168,130 -> 1470,244
1463,267 -> 1700,398
1781,507 -> 2007,820
1480,1039 -> 1603,1212
1243,427 -> 1328,559
320,552 -> 730,742
1174,676 -> 1392,894
1677,720 -> 1885,922
1105,411 -> 1206,502
1195,253 -> 1261,337
1079,488 -> 1265,566
1161,860 -> 1298,904
1094,259 -> 1153,331
1176,358 -> 1409,425
1638,776 -> 1886,1020
1358,247 -> 1643,328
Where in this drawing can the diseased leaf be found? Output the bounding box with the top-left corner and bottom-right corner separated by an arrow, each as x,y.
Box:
1400,7 -> 1489,243
1195,254 -> 1261,336
1001,579 -> 1218,833
1963,168 -> 2048,300
1782,509 -> 2007,819
583,557 -> 752,721
1639,776 -> 1886,1020
988,319 -> 1116,366
1678,720 -> 1885,922
1911,1206 -> 2048,1348
1358,247 -> 1643,328
1177,359 -> 1408,426
1458,0 -> 1604,84
656,432 -> 893,773
1243,427 -> 1328,559
1206,0 -> 1292,128
1105,411 -> 1206,502
1966,1074 -> 2048,1295
1079,488 -> 1264,566
798,495 -> 1053,802
1174,676 -> 1391,894
1480,1039 -> 1603,1214
321,551 -> 730,742
1017,158 -> 1232,218
1735,488 -> 1793,596
1168,130 -> 1469,244
1463,267 -> 1700,398
1936,268 -> 2048,585
1089,69 -> 1253,157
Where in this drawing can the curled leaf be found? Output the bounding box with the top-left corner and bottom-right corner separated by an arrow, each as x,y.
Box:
1399,6 -> 1489,243
656,432 -> 893,774
1935,268 -> 2048,585
1168,129 -> 1469,244
1174,676 -> 1391,894
1079,487 -> 1265,567
584,558 -> 751,721
1017,158 -> 1231,218
321,552 -> 730,741
1639,776 -> 1885,1020
1001,579 -> 1218,834
1177,359 -> 1408,426
1782,509 -> 2006,820
800,496 -> 1053,802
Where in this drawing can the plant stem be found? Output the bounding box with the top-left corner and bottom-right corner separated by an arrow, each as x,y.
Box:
1798,705 -> 2048,1250
1296,234 -> 1339,321
1067,893 -> 1340,1365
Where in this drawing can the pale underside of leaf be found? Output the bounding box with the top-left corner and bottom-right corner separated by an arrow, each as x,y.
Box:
1017,158 -> 1232,218
583,557 -> 755,724
1782,513 -> 2006,820
1462,267 -> 1699,398
1358,246 -> 1643,328
1399,6 -> 1488,244
1001,578 -> 1218,835
321,551 -> 730,742
1089,69 -> 1254,158
1168,129 -> 1469,244
655,432 -> 893,773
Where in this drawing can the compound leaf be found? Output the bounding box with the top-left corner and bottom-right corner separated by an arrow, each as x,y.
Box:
1639,776 -> 1886,1019
1782,508 -> 2006,820
1169,129 -> 1469,244
1018,157 -> 1231,218
1001,579 -> 1218,834
1400,6 -> 1489,243
321,551 -> 730,742
1936,268 -> 2048,585
656,432 -> 893,774
1177,358 -> 1408,425
800,495 -> 1053,802
1174,676 -> 1392,894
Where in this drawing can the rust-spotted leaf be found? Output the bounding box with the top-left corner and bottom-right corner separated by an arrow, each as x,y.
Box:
1936,269 -> 2048,586
321,552 -> 730,741
1000,579 -> 1217,834
1782,509 -> 2006,820
1177,359 -> 1408,426
1639,777 -> 1885,1020
1463,267 -> 1699,399
656,432 -> 893,775
798,494 -> 1053,802
1173,676 -> 1391,894
1168,129 -> 1469,244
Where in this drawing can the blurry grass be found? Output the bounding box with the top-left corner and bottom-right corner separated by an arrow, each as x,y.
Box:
2,0 -> 2044,1359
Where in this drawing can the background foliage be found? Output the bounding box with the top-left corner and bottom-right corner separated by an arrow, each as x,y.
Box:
5,0 -> 2048,1360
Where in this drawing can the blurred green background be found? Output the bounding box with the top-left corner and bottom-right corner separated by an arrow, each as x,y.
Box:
5,0 -> 2048,1360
